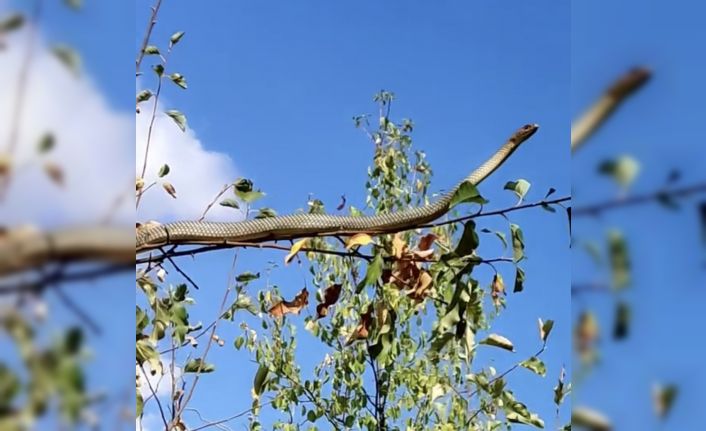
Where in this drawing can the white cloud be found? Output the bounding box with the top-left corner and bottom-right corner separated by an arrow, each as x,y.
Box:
135,101 -> 242,222
0,27 -> 133,226
0,25 -> 240,228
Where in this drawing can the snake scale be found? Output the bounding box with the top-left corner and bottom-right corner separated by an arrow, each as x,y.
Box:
136,124 -> 539,254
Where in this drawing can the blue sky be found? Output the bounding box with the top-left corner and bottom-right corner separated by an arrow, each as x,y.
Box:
134,1 -> 571,429
5,0 -> 701,429
572,0 -> 706,429
2,0 -> 134,428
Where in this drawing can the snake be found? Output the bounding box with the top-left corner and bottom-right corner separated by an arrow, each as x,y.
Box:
136,123 -> 539,254
571,67 -> 650,152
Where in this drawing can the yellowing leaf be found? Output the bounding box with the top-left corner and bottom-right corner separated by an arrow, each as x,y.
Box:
417,233 -> 437,251
480,333 -> 514,351
268,288 -> 309,318
572,406 -> 612,431
285,239 -> 309,265
392,233 -> 407,258
316,284 -> 342,319
491,274 -> 505,307
44,162 -> 64,186
538,318 -> 554,343
162,182 -> 177,198
346,233 -> 373,249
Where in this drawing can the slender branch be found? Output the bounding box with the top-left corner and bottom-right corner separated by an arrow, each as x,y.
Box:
162,247 -> 202,290
198,183 -> 236,222
0,262 -> 133,295
572,182 -> 706,217
186,401 -> 274,431
423,196 -> 571,229
139,363 -> 170,430
172,254 -> 238,425
571,283 -> 611,295
52,283 -> 103,334
1,0 -> 43,201
571,67 -> 651,152
136,0 -> 163,74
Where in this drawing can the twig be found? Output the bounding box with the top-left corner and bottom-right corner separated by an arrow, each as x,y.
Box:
1,0 -> 43,201
52,283 -> 102,334
198,183 -> 235,222
571,283 -> 611,295
172,253 -> 238,425
186,401 -> 274,431
423,196 -> 571,229
573,182 -> 706,217
161,247 -> 201,290
136,0 -> 163,74
139,362 -> 170,430
0,262 -> 133,295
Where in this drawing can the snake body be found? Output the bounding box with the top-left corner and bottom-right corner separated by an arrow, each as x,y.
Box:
136,124 -> 538,253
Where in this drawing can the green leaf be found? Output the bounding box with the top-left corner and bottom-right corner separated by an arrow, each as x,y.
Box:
219,198 -> 240,209
184,358 -> 215,373
144,45 -> 160,55
64,0 -> 82,10
506,411 -> 545,428
699,202 -> 706,245
428,332 -> 454,356
653,383 -> 678,418
479,333 -> 514,351
520,357 -> 546,377
254,208 -> 277,219
513,266 -> 525,293
598,155 -> 640,188
233,178 -> 253,192
540,203 -> 557,213
572,406 -> 611,431
449,181 -> 488,210
253,364 -> 269,397
238,190 -> 266,203
608,230 -> 630,289
64,327 -> 83,354
153,64 -> 164,77
157,164 -> 170,177
0,364 -> 21,407
236,272 -> 260,283
169,72 -> 187,89
37,133 -> 55,154
504,179 -> 531,202
553,367 -> 569,406
234,336 -> 245,350
454,221 -> 479,256
169,31 -> 185,46
136,389 -> 143,417
510,224 -> 525,262
165,110 -> 187,132
481,228 -> 507,249
356,252 -> 384,293
0,13 -> 24,33
539,318 -> 554,342
613,302 -> 630,340
136,306 -> 149,333
136,89 -> 153,103
51,44 -> 81,76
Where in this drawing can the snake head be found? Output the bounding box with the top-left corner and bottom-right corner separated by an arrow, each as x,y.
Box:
514,123 -> 539,143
